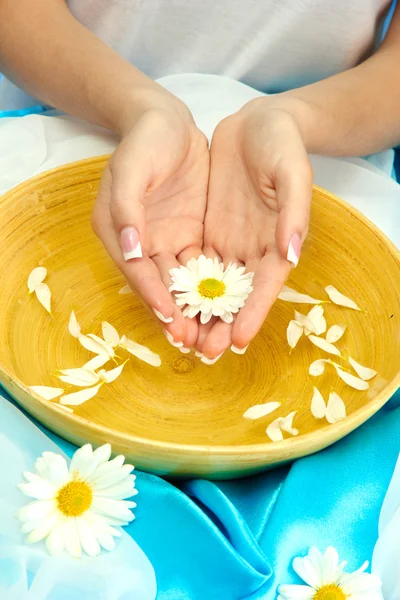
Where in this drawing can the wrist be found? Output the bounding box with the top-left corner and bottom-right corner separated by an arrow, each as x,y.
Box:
115,83 -> 194,137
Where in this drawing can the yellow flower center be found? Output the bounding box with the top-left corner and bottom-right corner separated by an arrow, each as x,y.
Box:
314,584 -> 347,600
56,480 -> 93,517
198,278 -> 226,299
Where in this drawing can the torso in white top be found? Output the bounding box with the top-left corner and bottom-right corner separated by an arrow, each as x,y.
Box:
0,0 -> 392,109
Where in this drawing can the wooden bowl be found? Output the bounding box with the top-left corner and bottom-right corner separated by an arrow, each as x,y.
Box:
0,156 -> 399,479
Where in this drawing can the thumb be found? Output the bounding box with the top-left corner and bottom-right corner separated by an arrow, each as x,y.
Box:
109,140 -> 148,262
274,154 -> 313,267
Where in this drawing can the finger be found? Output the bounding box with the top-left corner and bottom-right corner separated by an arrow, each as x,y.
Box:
194,317 -> 218,353
92,167 -> 175,321
274,153 -> 313,268
232,252 -> 290,347
201,319 -> 234,359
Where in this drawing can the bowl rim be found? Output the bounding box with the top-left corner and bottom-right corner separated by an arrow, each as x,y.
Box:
1,156 -> 400,457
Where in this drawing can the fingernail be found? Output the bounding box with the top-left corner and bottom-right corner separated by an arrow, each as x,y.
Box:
179,347 -> 191,354
153,308 -> 173,323
287,233 -> 301,267
195,351 -> 203,358
164,329 -> 183,348
201,352 -> 224,365
121,226 -> 142,261
231,344 -> 249,355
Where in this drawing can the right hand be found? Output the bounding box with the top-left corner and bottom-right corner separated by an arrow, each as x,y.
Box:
92,96 -> 209,347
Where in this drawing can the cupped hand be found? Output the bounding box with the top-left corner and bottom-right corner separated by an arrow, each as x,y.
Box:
92,97 -> 209,347
198,98 -> 313,357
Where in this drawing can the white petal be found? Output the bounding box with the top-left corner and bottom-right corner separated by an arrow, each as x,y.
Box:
17,500 -> 56,522
280,411 -> 298,435
65,518 -> 82,558
91,497 -> 135,523
307,305 -> 327,336
321,546 -> 340,585
29,386 -> 64,400
46,520 -> 67,555
83,354 -> 111,371
278,584 -> 315,599
325,285 -> 361,310
87,334 -> 115,356
28,266 -> 47,292
118,284 -> 132,295
200,310 -> 213,324
326,324 -> 347,344
60,384 -> 102,406
348,357 -> 377,381
76,515 -> 101,557
266,419 -> 284,442
68,310 -> 81,338
92,443 -> 112,467
278,286 -> 323,304
79,334 -> 110,356
308,335 -> 341,357
293,554 -> 322,588
102,321 -> 120,347
294,311 -> 316,334
96,531 -> 116,551
120,335 -> 161,367
311,387 -> 327,419
17,479 -> 56,500
69,444 -> 94,476
309,359 -> 329,376
326,392 -> 347,423
58,368 -> 99,387
287,320 -> 304,350
35,283 -> 52,313
333,365 -> 369,391
34,452 -> 69,487
102,362 -> 126,384
243,402 -> 281,420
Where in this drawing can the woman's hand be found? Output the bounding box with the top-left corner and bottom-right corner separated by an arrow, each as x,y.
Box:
92,96 -> 209,347
198,97 -> 313,357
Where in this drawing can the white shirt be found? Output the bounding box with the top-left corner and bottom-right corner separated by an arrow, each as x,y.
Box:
0,0 -> 392,109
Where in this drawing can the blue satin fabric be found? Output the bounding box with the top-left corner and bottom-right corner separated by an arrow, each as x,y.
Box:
2,387 -> 399,600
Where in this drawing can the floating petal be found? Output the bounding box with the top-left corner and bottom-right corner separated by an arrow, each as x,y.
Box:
79,334 -> 111,357
243,402 -> 281,420
280,411 -> 299,436
348,357 -> 377,381
325,285 -> 361,310
326,391 -> 347,423
308,335 -> 341,357
102,322 -> 120,347
287,320 -> 303,350
278,286 -> 323,304
326,324 -> 347,344
60,384 -> 102,406
307,305 -> 327,335
35,283 -> 52,313
294,311 -> 315,333
28,266 -> 47,293
29,386 -> 64,400
87,334 -> 115,357
120,335 -> 161,367
57,368 -> 99,387
82,354 -> 111,371
68,310 -> 81,338
311,387 -> 326,418
309,359 -> 328,376
266,419 -> 284,442
102,362 -> 127,384
333,365 -> 369,390
118,284 -> 132,295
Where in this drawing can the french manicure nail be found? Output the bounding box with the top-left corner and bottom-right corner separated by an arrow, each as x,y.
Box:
195,351 -> 203,358
179,347 -> 191,354
164,329 -> 183,348
121,226 -> 142,261
287,233 -> 301,267
231,344 -> 249,355
153,308 -> 173,323
201,352 -> 224,365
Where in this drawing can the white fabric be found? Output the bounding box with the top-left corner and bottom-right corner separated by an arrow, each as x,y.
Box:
0,74 -> 398,247
372,453 -> 400,600
0,398 -> 157,600
0,0 -> 392,110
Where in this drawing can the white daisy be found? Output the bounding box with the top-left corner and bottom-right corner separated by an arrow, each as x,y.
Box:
17,443 -> 137,558
278,546 -> 382,600
169,255 -> 254,324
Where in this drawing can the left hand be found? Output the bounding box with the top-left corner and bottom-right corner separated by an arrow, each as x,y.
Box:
197,97 -> 313,357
